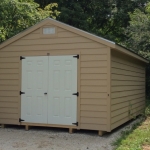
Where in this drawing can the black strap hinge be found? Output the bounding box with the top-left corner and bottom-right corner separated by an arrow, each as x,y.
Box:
19,118 -> 25,122
72,122 -> 78,126
20,91 -> 25,95
73,55 -> 79,59
72,92 -> 79,97
20,56 -> 25,60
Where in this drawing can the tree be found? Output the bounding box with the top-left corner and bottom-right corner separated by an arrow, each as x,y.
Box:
123,8 -> 150,56
0,0 -> 60,43
122,3 -> 150,98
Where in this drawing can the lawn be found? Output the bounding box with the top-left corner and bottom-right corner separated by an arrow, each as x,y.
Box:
114,117 -> 150,150
114,102 -> 150,150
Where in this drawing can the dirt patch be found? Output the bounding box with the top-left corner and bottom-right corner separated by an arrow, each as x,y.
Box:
143,145 -> 150,150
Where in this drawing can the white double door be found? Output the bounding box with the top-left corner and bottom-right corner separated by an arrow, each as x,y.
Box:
21,56 -> 77,125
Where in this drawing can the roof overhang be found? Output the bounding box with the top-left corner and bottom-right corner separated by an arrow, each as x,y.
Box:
114,44 -> 149,64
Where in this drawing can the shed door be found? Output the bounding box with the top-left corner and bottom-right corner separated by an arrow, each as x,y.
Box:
21,56 -> 77,125
48,56 -> 77,125
21,57 -> 48,123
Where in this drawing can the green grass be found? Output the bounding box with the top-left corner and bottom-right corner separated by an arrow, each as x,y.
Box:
113,100 -> 150,150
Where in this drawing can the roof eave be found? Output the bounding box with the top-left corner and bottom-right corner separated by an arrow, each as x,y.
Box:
114,44 -> 149,64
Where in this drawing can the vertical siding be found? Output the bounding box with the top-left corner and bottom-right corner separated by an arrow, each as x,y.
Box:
0,25 -> 110,131
111,50 -> 146,130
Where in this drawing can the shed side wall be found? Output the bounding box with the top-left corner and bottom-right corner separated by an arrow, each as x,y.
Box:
0,25 -> 109,131
111,50 -> 146,130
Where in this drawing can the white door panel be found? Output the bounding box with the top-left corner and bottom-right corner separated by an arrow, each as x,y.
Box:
21,55 -> 77,125
48,56 -> 77,125
21,57 -> 48,123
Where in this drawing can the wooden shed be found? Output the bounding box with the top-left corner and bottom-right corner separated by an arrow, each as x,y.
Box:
0,18 -> 148,135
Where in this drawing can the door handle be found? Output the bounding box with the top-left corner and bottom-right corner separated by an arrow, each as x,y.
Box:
44,93 -> 47,95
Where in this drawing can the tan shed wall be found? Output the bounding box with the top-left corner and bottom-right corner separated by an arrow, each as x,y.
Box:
111,50 -> 146,130
0,24 -> 110,131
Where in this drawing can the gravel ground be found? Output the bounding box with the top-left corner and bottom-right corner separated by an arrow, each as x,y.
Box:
0,119 -> 141,150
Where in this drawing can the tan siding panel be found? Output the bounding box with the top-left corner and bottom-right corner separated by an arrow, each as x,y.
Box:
0,119 -> 18,124
12,37 -> 91,46
80,124 -> 107,130
31,29 -> 40,34
112,68 -> 145,77
81,117 -> 107,124
0,74 -> 18,80
0,51 -> 20,57
81,61 -> 107,67
112,85 -> 145,92
111,117 -> 129,130
112,74 -> 145,82
2,43 -> 103,52
81,111 -> 107,118
130,98 -> 145,105
0,91 -> 18,97
130,100 -> 145,109
111,50 -> 146,130
58,27 -> 66,32
111,102 -> 129,111
81,68 -> 107,74
0,97 -> 18,102
131,105 -> 145,115
81,55 -> 107,61
112,89 -> 145,98
112,61 -> 144,73
81,48 -> 107,54
0,57 -> 19,62
0,85 -> 18,91
81,93 -> 107,99
0,102 -> 18,108
0,69 -> 19,74
81,74 -> 107,80
0,63 -> 19,68
58,31 -> 79,38
21,33 -> 40,40
112,52 -> 145,69
81,105 -> 107,111
111,107 -> 129,117
0,49 -> 81,57
0,80 -> 18,85
112,93 -> 145,104
81,80 -> 107,86
81,99 -> 107,105
111,112 -> 129,124
0,108 -> 18,113
81,86 -> 107,93
112,80 -> 145,86
111,98 -> 145,112
0,113 -> 18,119
129,104 -> 144,115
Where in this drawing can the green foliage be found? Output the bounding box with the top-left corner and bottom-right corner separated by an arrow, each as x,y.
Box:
34,0 -> 149,42
144,100 -> 150,117
114,101 -> 150,150
0,0 -> 60,43
123,9 -> 150,53
114,117 -> 150,150
113,120 -> 143,149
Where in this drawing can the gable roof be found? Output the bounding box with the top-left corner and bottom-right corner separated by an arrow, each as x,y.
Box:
0,18 -> 149,63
